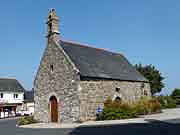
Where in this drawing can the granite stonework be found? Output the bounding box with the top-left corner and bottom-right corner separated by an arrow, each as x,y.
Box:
34,40 -> 151,123
34,43 -> 151,123
34,40 -> 81,123
79,80 -> 151,121
34,9 -> 151,124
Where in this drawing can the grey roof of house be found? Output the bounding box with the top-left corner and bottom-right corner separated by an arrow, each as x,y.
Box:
0,78 -> 25,92
57,40 -> 148,82
24,90 -> 34,102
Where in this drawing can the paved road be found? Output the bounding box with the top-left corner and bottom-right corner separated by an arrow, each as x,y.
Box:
0,118 -> 72,135
1,118 -> 180,135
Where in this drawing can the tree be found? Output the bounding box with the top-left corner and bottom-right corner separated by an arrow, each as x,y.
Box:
171,88 -> 180,105
135,64 -> 165,95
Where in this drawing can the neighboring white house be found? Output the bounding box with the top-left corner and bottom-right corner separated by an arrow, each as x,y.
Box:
0,78 -> 25,118
23,90 -> 34,115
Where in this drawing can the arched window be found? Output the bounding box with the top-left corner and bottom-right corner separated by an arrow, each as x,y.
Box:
114,97 -> 122,103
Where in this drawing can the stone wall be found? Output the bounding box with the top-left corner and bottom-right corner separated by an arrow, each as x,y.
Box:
34,40 -> 80,123
79,80 -> 151,121
34,37 -> 151,124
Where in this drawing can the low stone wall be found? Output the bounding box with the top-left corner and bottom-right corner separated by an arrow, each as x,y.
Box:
79,80 -> 151,121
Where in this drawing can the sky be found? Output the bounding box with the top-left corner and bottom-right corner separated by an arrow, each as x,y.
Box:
0,0 -> 179,95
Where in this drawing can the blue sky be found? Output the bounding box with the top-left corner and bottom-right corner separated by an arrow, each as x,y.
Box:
0,0 -> 179,95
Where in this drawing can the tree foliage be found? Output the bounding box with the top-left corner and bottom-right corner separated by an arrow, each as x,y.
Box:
156,95 -> 177,109
171,88 -> 180,105
135,64 -> 165,95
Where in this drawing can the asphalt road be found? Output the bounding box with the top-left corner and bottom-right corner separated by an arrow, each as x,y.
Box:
1,118 -> 180,135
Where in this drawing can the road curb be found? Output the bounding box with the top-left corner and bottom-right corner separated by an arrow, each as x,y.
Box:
18,108 -> 180,129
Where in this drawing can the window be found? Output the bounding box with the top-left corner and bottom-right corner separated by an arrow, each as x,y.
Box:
114,97 -> 122,103
14,94 -> 18,99
116,88 -> 120,93
144,90 -> 148,96
0,93 -> 3,98
50,65 -> 54,73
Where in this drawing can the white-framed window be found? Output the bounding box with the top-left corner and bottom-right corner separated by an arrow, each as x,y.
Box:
0,93 -> 3,99
14,93 -> 18,99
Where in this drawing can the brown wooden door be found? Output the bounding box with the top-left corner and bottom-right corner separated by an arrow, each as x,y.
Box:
50,96 -> 58,122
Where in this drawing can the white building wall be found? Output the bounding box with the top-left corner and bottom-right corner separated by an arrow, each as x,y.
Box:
23,102 -> 35,114
0,92 -> 24,104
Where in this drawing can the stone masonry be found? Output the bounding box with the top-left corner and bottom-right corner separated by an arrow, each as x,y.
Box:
34,39 -> 151,123
34,41 -> 81,123
34,9 -> 151,124
79,80 -> 150,121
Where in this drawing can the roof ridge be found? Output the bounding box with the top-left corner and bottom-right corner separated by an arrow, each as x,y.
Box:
0,77 -> 17,80
61,39 -> 124,56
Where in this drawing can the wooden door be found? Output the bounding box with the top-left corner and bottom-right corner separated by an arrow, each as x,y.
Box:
50,96 -> 58,122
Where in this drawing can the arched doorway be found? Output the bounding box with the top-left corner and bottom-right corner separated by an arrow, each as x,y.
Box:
49,96 -> 58,122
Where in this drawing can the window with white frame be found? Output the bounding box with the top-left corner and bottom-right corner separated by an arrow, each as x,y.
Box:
0,93 -> 3,99
14,93 -> 18,99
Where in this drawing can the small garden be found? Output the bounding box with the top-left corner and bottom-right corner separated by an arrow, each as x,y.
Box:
17,116 -> 38,126
97,97 -> 161,120
97,90 -> 180,121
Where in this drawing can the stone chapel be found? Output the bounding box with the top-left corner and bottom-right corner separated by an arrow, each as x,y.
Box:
34,9 -> 151,123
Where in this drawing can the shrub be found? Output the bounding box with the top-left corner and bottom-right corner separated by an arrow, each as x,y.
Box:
99,97 -> 161,120
17,116 -> 38,126
157,96 -> 177,109
133,97 -> 161,115
101,103 -> 137,120
171,88 -> 180,105
149,98 -> 161,113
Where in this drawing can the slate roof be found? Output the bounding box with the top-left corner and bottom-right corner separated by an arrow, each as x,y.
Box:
0,78 -> 25,92
24,90 -> 34,102
57,40 -> 148,82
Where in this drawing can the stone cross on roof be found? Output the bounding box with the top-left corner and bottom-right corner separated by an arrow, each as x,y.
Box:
46,8 -> 60,37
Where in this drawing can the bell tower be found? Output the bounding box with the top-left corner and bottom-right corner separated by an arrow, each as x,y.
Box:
46,9 -> 60,39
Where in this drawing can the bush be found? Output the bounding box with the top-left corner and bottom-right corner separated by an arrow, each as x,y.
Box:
101,103 -> 137,120
157,96 -> 177,109
17,116 -> 38,126
171,88 -> 180,105
99,97 -> 161,120
134,97 -> 161,115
